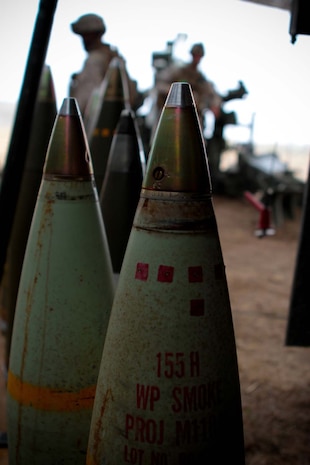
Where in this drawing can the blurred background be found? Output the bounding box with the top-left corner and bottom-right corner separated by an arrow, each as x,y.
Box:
0,0 -> 309,178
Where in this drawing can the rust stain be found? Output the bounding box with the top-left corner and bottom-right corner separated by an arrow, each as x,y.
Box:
91,388 -> 114,464
13,193 -> 55,456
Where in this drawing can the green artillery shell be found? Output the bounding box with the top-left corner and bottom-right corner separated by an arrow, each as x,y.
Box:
86,83 -> 245,465
7,98 -> 115,465
100,108 -> 146,273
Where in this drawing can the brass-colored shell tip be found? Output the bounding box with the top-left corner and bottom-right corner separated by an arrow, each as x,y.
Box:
143,82 -> 212,195
165,82 -> 195,108
59,97 -> 81,117
104,57 -> 130,103
43,98 -> 93,180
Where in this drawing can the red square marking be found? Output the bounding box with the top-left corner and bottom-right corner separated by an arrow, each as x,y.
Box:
188,266 -> 203,282
190,299 -> 205,316
135,262 -> 149,281
157,265 -> 174,282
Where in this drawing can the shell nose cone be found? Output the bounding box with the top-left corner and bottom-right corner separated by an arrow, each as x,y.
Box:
165,81 -> 195,108
58,97 -> 81,117
143,82 -> 212,195
44,98 -> 93,179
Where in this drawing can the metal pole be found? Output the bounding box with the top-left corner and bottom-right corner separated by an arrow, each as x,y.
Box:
0,0 -> 58,284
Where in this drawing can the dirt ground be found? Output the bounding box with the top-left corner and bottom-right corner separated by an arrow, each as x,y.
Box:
214,195 -> 310,465
0,194 -> 309,464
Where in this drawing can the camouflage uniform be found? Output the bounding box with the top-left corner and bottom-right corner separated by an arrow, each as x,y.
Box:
155,43 -> 222,130
69,14 -> 142,115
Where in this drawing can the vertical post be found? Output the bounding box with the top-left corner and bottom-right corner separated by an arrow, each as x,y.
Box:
0,0 -> 58,284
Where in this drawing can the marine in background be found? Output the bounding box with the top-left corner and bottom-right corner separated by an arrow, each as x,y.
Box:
145,41 -> 247,188
153,43 -> 222,133
69,13 -> 143,116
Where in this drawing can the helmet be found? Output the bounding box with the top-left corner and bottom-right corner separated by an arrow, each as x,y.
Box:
190,43 -> 205,57
71,14 -> 106,35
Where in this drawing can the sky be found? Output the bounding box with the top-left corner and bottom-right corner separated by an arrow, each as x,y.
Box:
0,0 -> 310,148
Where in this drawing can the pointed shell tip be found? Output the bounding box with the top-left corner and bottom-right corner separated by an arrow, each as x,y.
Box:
59,98 -> 81,117
165,82 -> 194,108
